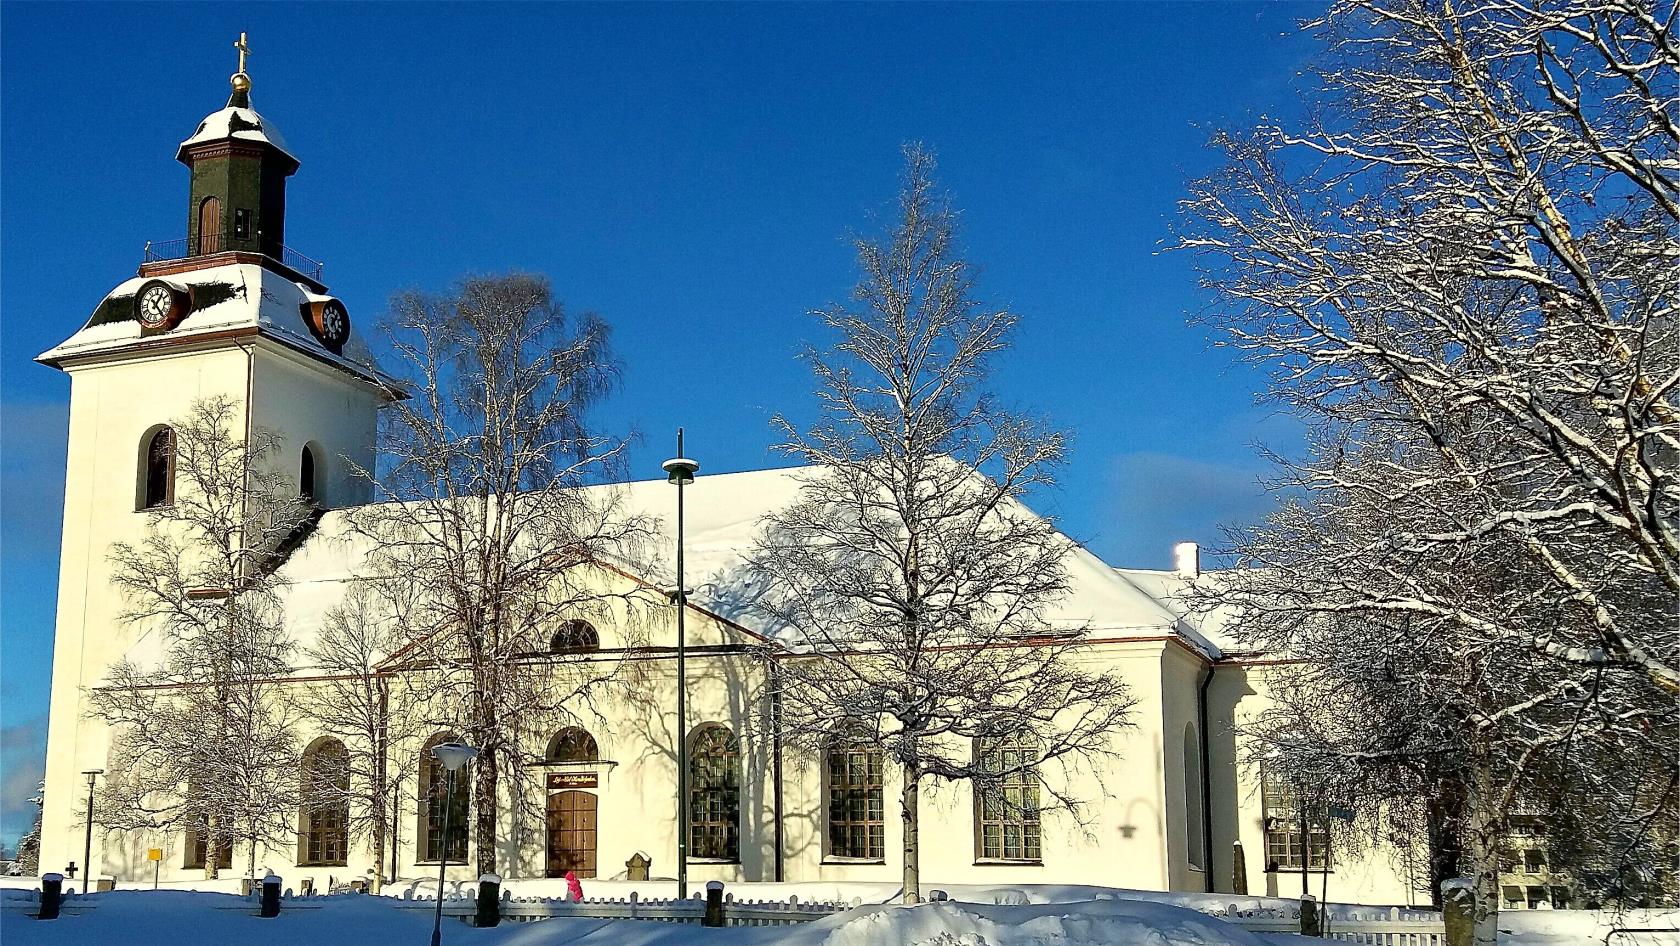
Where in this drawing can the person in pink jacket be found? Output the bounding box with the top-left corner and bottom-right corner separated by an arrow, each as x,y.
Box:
564,870 -> 583,903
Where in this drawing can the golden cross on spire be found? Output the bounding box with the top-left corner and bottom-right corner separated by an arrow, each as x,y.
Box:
233,31 -> 251,75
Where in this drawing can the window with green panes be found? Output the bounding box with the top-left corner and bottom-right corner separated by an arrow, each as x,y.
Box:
974,735 -> 1041,861
826,743 -> 884,859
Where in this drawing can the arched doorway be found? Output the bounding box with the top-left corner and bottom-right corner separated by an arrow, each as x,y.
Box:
197,196 -> 223,255
546,790 -> 597,878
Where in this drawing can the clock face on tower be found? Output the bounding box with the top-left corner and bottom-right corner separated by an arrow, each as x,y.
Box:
303,297 -> 351,352
319,300 -> 349,346
135,280 -> 188,330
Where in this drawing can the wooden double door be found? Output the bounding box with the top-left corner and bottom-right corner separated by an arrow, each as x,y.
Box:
546,790 -> 597,878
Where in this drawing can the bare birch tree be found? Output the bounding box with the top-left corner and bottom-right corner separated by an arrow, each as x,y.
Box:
89,396 -> 307,879
350,273 -> 650,877
746,146 -> 1135,903
1176,1 -> 1678,938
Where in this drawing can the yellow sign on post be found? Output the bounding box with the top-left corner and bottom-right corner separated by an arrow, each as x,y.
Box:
146,848 -> 162,862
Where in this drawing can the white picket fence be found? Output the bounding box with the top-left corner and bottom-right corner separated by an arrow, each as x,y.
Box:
394,887 -> 855,928
1216,903 -> 1447,944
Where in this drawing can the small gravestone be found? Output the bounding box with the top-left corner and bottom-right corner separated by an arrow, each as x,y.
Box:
626,852 -> 650,881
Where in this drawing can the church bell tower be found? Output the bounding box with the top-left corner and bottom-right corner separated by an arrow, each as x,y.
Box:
32,33 -> 392,883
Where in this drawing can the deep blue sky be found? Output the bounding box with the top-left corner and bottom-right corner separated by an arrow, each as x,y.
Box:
0,2 -> 1318,843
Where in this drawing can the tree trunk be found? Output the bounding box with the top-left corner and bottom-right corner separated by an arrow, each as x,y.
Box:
1466,758 -> 1501,946
474,739 -> 498,877
901,762 -> 921,904
1426,777 -> 1468,908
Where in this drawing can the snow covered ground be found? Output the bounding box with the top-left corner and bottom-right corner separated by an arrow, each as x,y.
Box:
0,878 -> 1672,945
1,887 -> 1281,946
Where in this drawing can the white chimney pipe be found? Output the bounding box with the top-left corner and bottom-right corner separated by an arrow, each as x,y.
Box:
1173,541 -> 1200,579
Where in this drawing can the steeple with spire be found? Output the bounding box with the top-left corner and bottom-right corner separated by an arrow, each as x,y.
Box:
174,31 -> 299,263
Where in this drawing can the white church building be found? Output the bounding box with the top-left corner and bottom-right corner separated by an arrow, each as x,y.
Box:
33,60 -> 1427,906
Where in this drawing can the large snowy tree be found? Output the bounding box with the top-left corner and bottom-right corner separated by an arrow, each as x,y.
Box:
349,273 -> 651,877
90,396 -> 307,879
747,146 -> 1135,903
1177,1 -> 1678,939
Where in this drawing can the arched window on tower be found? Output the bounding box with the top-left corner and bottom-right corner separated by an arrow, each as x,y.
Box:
299,737 -> 349,866
550,619 -> 599,654
300,444 -> 318,503
197,196 -> 222,255
140,426 -> 175,510
687,724 -> 741,861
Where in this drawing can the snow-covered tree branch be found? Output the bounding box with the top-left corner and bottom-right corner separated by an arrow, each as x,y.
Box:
1177,1 -> 1677,939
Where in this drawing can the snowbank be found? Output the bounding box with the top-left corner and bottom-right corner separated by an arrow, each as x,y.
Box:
0,888 -> 1276,946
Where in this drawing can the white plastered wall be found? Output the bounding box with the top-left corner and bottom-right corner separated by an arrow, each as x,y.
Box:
41,343 -> 253,881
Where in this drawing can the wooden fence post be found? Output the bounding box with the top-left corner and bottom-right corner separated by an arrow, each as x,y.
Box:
476,873 -> 501,928
37,873 -> 63,921
1231,841 -> 1249,895
260,873 -> 281,918
704,880 -> 725,927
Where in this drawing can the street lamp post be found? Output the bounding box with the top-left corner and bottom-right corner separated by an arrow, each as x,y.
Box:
81,769 -> 103,894
662,429 -> 699,900
429,742 -> 477,946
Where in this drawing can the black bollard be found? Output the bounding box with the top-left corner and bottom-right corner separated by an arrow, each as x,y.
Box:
260,873 -> 281,918
703,880 -> 725,927
475,873 -> 501,928
38,873 -> 63,921
1299,895 -> 1321,937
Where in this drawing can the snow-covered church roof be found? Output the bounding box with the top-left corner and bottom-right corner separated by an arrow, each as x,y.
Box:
35,262 -> 384,384
271,465 -> 1225,668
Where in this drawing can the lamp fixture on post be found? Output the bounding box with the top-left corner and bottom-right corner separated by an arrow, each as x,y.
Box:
429,742 -> 477,946
81,769 -> 103,895
662,429 -> 699,900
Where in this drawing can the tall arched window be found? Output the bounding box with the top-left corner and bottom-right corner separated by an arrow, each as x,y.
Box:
299,737 -> 349,866
974,733 -> 1041,862
825,739 -> 884,860
300,444 -> 318,503
418,733 -> 469,863
546,727 -> 598,763
197,196 -> 222,255
550,619 -> 599,654
140,426 -> 175,509
687,724 -> 740,861
1184,723 -> 1204,869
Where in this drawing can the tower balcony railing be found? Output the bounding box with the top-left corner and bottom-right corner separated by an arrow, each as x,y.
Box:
142,231 -> 324,281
